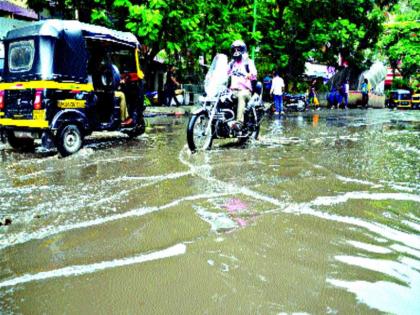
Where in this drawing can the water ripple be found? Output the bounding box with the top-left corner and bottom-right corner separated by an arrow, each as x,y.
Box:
0,243 -> 186,289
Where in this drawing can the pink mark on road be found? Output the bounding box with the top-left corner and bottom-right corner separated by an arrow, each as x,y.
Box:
235,218 -> 247,227
224,198 -> 248,213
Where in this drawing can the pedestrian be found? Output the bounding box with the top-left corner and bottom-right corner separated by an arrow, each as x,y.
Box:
308,80 -> 318,109
270,71 -> 285,115
328,86 -> 335,109
164,65 -> 181,106
360,78 -> 369,109
263,73 -> 272,101
342,79 -> 349,109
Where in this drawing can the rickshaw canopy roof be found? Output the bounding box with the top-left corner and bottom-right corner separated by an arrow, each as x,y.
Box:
5,19 -> 140,48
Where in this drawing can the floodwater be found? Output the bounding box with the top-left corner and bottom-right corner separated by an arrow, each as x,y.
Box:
0,109 -> 419,314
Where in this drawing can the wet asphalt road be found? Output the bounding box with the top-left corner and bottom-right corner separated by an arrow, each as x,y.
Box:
0,108 -> 419,314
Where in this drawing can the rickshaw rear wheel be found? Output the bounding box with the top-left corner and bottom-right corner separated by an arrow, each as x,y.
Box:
56,124 -> 84,157
6,131 -> 35,152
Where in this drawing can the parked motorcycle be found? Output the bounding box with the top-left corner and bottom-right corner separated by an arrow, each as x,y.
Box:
186,54 -> 265,152
283,93 -> 307,112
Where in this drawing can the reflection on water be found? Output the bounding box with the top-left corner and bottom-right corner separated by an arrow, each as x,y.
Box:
0,109 -> 419,314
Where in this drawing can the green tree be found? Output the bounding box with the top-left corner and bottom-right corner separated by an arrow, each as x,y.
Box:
91,0 -> 261,82
26,0 -> 400,89
255,0 -> 398,84
378,0 -> 420,90
27,0 -> 93,21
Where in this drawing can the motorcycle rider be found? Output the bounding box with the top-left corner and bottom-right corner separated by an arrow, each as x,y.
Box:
228,40 -> 257,131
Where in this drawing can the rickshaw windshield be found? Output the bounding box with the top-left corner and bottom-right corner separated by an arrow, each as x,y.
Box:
8,40 -> 35,73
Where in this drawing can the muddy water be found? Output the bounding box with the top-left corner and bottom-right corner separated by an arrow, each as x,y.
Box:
0,109 -> 419,314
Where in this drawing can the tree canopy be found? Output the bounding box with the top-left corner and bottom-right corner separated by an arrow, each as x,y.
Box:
377,0 -> 419,90
27,0 -> 410,88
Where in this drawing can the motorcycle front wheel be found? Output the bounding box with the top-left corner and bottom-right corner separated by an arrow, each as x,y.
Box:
187,113 -> 213,152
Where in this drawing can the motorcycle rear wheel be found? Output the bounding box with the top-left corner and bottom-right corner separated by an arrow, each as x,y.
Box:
187,113 -> 213,152
238,125 -> 260,144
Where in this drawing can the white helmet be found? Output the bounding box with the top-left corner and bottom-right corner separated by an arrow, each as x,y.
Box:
231,40 -> 247,60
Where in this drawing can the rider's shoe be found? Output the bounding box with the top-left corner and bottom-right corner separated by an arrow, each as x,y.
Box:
122,117 -> 133,126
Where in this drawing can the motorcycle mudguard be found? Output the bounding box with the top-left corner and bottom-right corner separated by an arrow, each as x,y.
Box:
191,108 -> 207,115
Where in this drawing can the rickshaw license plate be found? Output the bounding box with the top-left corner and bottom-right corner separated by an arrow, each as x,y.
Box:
58,100 -> 86,108
33,109 -> 46,120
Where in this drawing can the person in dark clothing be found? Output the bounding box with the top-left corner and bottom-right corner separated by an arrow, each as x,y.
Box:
361,78 -> 370,108
341,79 -> 349,109
308,80 -> 318,109
164,66 -> 181,106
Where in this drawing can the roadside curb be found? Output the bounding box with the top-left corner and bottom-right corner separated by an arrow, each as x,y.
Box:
144,105 -> 194,117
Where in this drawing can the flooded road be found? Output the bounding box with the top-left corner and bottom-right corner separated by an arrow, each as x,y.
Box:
0,109 -> 419,314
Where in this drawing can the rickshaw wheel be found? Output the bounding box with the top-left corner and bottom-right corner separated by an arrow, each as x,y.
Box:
56,124 -> 84,157
7,131 -> 35,152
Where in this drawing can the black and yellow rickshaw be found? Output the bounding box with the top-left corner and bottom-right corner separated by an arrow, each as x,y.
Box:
386,89 -> 412,109
0,20 -> 145,156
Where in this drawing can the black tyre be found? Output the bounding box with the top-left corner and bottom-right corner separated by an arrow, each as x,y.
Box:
7,131 -> 35,152
124,116 -> 146,138
56,124 -> 83,157
238,124 -> 260,145
187,113 -> 213,152
250,125 -> 260,140
93,64 -> 121,91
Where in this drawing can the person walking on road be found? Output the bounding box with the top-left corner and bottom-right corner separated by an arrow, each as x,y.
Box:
342,79 -> 349,109
361,78 -> 370,109
308,80 -> 319,110
270,71 -> 285,115
164,66 -> 181,106
263,73 -> 272,101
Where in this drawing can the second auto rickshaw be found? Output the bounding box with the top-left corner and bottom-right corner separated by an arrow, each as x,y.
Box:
386,89 -> 412,109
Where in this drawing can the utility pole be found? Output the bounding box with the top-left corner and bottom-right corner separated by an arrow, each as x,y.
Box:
251,0 -> 258,61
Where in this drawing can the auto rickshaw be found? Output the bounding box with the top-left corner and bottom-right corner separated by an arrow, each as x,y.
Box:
386,89 -> 412,109
0,20 -> 145,156
411,93 -> 419,110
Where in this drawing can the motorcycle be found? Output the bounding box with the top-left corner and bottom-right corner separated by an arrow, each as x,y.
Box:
283,93 -> 307,112
187,54 -> 265,152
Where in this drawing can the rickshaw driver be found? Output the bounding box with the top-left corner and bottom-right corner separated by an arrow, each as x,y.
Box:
115,76 -> 132,126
